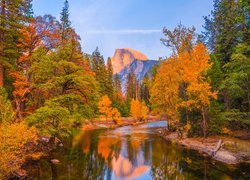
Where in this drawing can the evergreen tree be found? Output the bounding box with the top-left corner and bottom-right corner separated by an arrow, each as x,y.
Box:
140,73 -> 150,106
91,47 -> 108,96
201,0 -> 248,66
0,0 -> 33,87
106,57 -> 114,99
60,0 -> 71,41
126,69 -> 137,100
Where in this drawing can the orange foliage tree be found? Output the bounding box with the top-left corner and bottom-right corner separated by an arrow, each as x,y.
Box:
0,122 -> 39,178
98,95 -> 121,124
151,41 -> 217,136
130,99 -> 149,121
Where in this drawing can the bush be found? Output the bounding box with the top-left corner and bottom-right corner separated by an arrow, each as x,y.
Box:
0,122 -> 39,178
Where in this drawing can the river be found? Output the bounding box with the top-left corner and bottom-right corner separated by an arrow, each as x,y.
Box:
28,121 -> 249,179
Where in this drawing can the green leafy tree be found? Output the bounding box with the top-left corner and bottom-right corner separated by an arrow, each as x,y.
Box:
0,87 -> 14,124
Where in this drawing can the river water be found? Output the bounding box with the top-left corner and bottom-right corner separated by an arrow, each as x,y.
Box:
28,121 -> 249,179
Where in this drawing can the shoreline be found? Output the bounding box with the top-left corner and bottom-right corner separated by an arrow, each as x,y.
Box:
82,115 -> 161,130
155,127 -> 250,165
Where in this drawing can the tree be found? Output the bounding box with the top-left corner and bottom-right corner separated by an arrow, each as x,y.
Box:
0,0 -> 33,87
60,0 -> 71,41
140,73 -> 150,106
106,57 -> 114,99
151,25 -> 217,136
27,100 -> 71,138
91,47 -> 108,96
0,87 -> 14,124
200,0 -> 247,65
161,23 -> 196,55
220,43 -> 250,112
179,43 -> 217,137
150,56 -> 181,130
126,69 -> 138,100
130,99 -> 149,121
98,95 -> 121,124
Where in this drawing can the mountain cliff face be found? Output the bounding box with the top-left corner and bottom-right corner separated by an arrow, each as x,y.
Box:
111,48 -> 148,74
119,59 -> 157,92
111,48 -> 158,92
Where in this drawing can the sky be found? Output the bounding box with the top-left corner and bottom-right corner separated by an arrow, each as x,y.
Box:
32,0 -> 213,60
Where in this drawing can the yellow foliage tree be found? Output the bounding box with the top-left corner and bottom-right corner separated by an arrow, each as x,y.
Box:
150,57 -> 181,129
98,95 -> 122,124
179,43 -> 217,137
0,122 -> 39,178
130,99 -> 149,121
150,42 -> 217,136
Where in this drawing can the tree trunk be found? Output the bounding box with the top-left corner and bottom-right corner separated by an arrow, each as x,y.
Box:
0,63 -> 3,87
202,106 -> 207,138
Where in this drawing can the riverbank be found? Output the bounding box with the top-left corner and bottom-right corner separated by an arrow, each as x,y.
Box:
156,128 -> 250,165
82,115 -> 161,130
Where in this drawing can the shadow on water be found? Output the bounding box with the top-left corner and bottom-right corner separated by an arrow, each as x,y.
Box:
28,121 -> 250,179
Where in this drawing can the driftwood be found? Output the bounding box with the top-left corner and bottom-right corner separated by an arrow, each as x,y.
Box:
212,139 -> 224,157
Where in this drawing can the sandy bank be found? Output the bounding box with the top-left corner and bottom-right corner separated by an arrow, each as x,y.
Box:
156,128 -> 250,165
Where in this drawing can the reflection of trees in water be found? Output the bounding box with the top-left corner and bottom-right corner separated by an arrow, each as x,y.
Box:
29,129 -> 239,179
150,138 -> 186,179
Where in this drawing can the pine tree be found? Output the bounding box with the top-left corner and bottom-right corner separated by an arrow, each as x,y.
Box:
126,69 -> 138,99
60,0 -> 71,41
201,0 -> 246,66
140,73 -> 150,106
91,47 -> 108,96
0,0 -> 33,87
106,57 -> 114,99
114,73 -> 122,99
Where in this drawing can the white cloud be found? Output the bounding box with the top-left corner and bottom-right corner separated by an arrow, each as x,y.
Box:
87,29 -> 162,34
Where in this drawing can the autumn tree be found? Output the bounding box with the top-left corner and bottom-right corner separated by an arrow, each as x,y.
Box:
130,99 -> 149,121
98,95 -> 121,124
179,43 -> 217,137
152,25 -> 217,136
150,57 -> 181,130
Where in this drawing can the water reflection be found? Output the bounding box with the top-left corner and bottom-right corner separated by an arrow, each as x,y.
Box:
28,121 -> 250,179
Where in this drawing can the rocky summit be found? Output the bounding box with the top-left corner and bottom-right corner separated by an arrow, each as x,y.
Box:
111,48 -> 158,91
111,48 -> 149,74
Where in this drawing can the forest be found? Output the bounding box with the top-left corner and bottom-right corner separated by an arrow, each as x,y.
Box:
0,0 -> 249,178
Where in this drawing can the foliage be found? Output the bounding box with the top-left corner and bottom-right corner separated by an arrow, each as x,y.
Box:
26,100 -> 71,138
130,99 -> 149,121
0,87 -> 14,124
98,95 -> 122,124
0,122 -> 39,178
152,25 -> 217,136
221,109 -> 250,131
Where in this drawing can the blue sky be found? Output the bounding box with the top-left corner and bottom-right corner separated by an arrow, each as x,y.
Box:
33,0 -> 213,60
